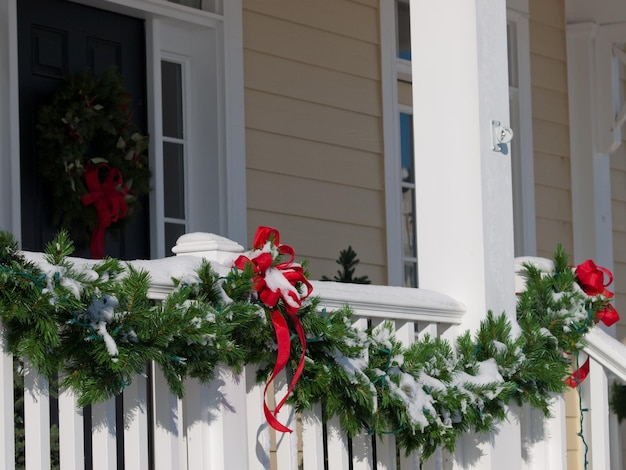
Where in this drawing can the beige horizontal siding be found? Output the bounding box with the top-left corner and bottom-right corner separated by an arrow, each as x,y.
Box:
529,0 -> 565,29
243,0 -> 379,44
529,22 -> 566,61
534,186 -> 572,221
244,50 -> 381,116
245,90 -> 383,153
243,10 -> 381,80
531,87 -> 569,125
532,120 -> 570,157
533,152 -> 570,189
247,169 -> 384,227
242,0 -> 387,283
246,129 -> 383,190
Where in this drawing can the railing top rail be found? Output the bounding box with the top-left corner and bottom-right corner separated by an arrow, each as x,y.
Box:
584,327 -> 626,383
310,280 -> 466,324
21,250 -> 466,324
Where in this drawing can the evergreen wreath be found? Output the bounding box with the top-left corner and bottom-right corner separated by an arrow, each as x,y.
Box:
0,227 -> 617,461
36,68 -> 150,258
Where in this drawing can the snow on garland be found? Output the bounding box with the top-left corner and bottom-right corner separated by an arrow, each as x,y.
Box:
0,227 -> 617,459
36,68 -> 150,259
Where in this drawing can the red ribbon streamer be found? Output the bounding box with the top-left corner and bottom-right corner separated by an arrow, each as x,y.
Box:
235,226 -> 311,432
567,260 -> 620,387
80,164 -> 129,259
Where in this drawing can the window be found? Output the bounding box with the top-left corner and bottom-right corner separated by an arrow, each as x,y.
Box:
506,12 -> 536,256
381,0 -> 416,286
400,111 -> 417,287
161,60 -> 187,254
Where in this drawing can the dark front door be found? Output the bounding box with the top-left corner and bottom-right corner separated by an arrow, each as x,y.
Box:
18,0 -> 149,259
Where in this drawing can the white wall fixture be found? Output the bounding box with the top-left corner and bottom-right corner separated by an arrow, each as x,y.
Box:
491,120 -> 514,153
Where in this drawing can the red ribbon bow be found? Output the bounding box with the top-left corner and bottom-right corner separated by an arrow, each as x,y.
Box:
567,260 -> 620,387
234,226 -> 312,432
80,164 -> 129,259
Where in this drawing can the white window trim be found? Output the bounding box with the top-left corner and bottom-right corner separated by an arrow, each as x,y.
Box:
0,0 -> 246,254
507,8 -> 537,256
380,0 -> 404,286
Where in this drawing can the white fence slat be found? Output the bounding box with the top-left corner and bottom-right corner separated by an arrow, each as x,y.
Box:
351,433 -> 374,470
205,366 -> 250,469
23,367 -> 50,470
375,434 -> 397,470
399,450 -> 421,470
123,376 -> 149,470
0,331 -> 15,470
245,366 -> 271,470
58,389 -> 84,470
394,320 -> 416,347
152,367 -> 185,470
325,415 -> 350,470
273,370 -> 298,470
301,404 -> 325,469
91,399 -> 118,470
589,358 -> 611,470
418,448 -> 445,470
183,379 -> 210,469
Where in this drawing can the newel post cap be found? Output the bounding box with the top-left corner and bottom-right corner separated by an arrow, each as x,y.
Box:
172,232 -> 245,264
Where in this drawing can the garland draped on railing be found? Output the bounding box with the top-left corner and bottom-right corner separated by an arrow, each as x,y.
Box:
0,227 -> 616,460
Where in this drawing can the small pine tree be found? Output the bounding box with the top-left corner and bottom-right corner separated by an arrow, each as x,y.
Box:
321,246 -> 371,284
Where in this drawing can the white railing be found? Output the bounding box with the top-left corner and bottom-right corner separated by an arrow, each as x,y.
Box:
2,241 -> 624,469
0,233 -> 466,470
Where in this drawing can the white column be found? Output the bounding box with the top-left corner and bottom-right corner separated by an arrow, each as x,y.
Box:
411,1 -> 518,468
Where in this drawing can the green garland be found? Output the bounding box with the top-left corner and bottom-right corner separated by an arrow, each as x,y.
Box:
36,68 -> 150,244
0,231 -> 610,460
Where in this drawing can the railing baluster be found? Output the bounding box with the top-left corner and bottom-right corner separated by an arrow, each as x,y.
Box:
273,371 -> 298,470
0,328 -> 15,470
151,366 -> 185,470
91,399 -> 117,470
245,366 -> 271,470
123,375 -> 149,470
301,403 -> 325,469
58,389 -> 84,470
325,415 -> 350,470
23,366 -> 51,470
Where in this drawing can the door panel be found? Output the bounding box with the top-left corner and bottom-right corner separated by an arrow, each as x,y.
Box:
18,0 -> 149,259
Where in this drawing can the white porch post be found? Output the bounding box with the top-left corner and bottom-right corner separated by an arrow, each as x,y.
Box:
410,1 -> 518,468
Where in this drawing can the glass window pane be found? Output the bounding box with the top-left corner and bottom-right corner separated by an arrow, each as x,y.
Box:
400,113 -> 414,183
163,142 -> 185,219
404,262 -> 417,288
165,223 -> 186,256
161,61 -> 184,138
402,187 -> 416,258
396,0 -> 411,61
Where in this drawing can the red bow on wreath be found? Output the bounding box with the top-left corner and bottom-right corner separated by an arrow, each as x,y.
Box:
566,260 -> 620,387
81,163 -> 129,259
234,226 -> 312,433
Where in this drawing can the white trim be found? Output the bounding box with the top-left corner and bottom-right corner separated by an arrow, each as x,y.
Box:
147,18 -> 165,257
507,8 -> 536,256
0,0 -> 21,237
380,0 -> 403,286
221,0 -> 247,245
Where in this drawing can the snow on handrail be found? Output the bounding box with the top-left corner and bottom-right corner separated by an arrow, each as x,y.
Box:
584,327 -> 626,383
310,280 -> 465,324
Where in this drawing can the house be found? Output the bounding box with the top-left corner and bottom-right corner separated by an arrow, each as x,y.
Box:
1,0 -> 626,468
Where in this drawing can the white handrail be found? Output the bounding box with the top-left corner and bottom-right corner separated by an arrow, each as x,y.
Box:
584,327 -> 626,383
